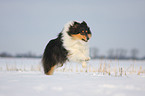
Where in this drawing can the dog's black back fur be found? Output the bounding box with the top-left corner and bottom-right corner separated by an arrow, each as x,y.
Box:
42,33 -> 68,74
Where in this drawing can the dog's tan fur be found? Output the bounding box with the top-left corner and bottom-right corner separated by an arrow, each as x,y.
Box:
46,65 -> 56,75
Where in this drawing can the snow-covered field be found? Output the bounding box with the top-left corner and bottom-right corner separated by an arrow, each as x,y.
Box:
0,58 -> 145,96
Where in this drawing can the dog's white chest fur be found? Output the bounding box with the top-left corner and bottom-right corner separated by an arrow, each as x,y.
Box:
64,38 -> 89,63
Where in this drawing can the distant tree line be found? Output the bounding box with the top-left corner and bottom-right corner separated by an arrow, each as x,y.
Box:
0,52 -> 42,58
0,48 -> 145,60
90,47 -> 145,60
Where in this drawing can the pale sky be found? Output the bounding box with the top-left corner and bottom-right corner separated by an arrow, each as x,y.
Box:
0,0 -> 145,57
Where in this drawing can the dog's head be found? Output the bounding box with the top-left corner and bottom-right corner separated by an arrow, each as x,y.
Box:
68,21 -> 92,42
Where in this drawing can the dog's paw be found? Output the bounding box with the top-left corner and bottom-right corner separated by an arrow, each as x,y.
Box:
82,62 -> 87,68
84,57 -> 90,61
79,56 -> 90,62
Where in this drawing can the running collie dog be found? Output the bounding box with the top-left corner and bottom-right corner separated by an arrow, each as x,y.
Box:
42,21 -> 92,75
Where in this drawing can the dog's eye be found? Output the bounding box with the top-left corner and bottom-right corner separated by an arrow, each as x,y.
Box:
80,31 -> 85,35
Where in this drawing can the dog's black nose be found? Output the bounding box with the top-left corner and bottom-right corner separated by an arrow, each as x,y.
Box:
86,34 -> 89,41
87,37 -> 89,40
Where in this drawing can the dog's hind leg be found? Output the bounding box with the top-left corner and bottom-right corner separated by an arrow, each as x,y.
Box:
46,65 -> 56,75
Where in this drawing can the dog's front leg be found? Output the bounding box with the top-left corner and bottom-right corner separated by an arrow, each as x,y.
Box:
80,52 -> 90,70
79,55 -> 90,69
82,61 -> 87,68
68,49 -> 89,61
68,49 -> 90,69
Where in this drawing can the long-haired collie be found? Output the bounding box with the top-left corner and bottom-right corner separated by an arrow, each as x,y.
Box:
42,21 -> 92,75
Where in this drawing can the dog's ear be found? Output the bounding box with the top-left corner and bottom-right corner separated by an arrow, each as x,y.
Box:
81,21 -> 87,25
74,21 -> 79,25
73,21 -> 80,28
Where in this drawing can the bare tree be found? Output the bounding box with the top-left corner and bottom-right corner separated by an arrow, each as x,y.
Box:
90,47 -> 99,59
0,52 -> 13,57
119,49 -> 127,59
107,49 -> 114,59
107,48 -> 127,59
131,49 -> 139,59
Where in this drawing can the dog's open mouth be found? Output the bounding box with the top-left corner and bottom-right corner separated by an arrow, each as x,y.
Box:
82,39 -> 88,42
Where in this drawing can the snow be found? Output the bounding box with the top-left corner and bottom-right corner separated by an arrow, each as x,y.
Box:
0,58 -> 145,96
